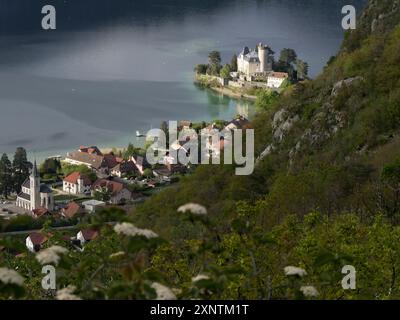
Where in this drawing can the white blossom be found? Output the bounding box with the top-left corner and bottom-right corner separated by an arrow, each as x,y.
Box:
36,245 -> 68,266
0,268 -> 24,286
151,282 -> 177,300
56,285 -> 81,300
177,203 -> 207,215
109,251 -> 125,260
114,222 -> 158,239
300,286 -> 319,297
284,266 -> 307,277
192,274 -> 210,283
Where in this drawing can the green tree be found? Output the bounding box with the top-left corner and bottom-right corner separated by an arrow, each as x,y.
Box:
40,158 -> 61,176
230,54 -> 238,72
255,90 -> 279,111
123,143 -> 143,159
93,187 -> 112,203
61,164 -> 97,182
295,59 -> 309,80
194,64 -> 208,75
208,51 -> 222,76
143,168 -> 154,178
12,147 -> 31,193
0,153 -> 13,198
220,64 -> 232,79
279,48 -> 297,65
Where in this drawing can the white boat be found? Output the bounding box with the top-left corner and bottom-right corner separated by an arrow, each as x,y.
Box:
136,130 -> 145,137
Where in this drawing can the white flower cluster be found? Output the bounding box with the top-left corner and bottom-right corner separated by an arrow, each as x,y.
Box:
177,203 -> 207,215
284,266 -> 307,277
109,251 -> 125,260
36,245 -> 68,266
114,222 -> 158,239
56,285 -> 81,300
151,282 -> 177,300
300,286 -> 319,297
0,267 -> 24,286
192,274 -> 210,283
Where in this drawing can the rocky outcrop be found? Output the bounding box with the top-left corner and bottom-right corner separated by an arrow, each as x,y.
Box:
272,109 -> 299,143
331,77 -> 364,97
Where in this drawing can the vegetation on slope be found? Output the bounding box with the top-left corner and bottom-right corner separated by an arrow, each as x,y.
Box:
1,0 -> 400,300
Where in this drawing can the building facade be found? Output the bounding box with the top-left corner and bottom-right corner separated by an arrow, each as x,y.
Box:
16,161 -> 54,212
63,172 -> 92,195
237,43 -> 273,78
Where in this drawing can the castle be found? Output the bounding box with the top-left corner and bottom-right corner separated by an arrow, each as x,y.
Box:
237,43 -> 273,78
15,161 -> 54,212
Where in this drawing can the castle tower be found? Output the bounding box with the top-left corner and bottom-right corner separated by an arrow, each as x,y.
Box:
29,160 -> 41,210
258,43 -> 267,73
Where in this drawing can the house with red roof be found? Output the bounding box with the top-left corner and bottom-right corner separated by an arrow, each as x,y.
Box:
63,172 -> 92,195
61,201 -> 85,219
26,232 -> 48,253
79,145 -> 103,156
92,178 -> 132,204
77,229 -> 99,246
32,207 -> 52,219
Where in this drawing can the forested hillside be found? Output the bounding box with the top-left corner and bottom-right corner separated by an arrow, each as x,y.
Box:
1,0 -> 400,300
131,0 -> 400,299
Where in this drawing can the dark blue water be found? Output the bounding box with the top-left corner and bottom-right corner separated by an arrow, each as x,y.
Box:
0,0 -> 366,159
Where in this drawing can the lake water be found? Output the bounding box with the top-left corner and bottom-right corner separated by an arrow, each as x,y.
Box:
0,0 -> 366,160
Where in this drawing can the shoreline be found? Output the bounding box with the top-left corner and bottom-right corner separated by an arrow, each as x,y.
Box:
208,85 -> 257,102
194,74 -> 258,102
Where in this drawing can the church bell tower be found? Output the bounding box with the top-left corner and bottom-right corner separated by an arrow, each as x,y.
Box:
29,160 -> 41,210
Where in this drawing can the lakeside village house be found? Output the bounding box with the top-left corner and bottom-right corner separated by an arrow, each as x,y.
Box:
15,114 -> 250,220
18,117 -> 251,253
226,42 -> 289,89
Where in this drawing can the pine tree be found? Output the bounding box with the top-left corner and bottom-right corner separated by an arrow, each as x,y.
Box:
230,54 -> 238,72
12,147 -> 31,193
0,153 -> 12,198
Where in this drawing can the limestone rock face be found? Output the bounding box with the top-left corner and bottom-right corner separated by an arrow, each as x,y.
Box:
331,77 -> 364,97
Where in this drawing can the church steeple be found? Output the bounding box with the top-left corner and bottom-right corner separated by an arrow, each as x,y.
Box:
32,159 -> 39,178
30,158 -> 41,210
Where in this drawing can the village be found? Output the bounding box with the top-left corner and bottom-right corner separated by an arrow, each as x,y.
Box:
0,116 -> 252,254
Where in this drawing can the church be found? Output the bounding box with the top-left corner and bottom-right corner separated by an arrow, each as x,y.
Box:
16,161 -> 54,212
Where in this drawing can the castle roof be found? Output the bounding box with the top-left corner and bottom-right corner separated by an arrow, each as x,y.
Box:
240,46 -> 250,56
243,50 -> 260,63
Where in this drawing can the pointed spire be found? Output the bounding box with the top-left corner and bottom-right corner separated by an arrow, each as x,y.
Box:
32,158 -> 39,178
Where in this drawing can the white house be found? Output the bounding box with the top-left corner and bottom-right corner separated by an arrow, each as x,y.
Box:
77,229 -> 99,246
26,232 -> 48,253
267,72 -> 289,88
63,172 -> 92,195
82,200 -> 106,213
